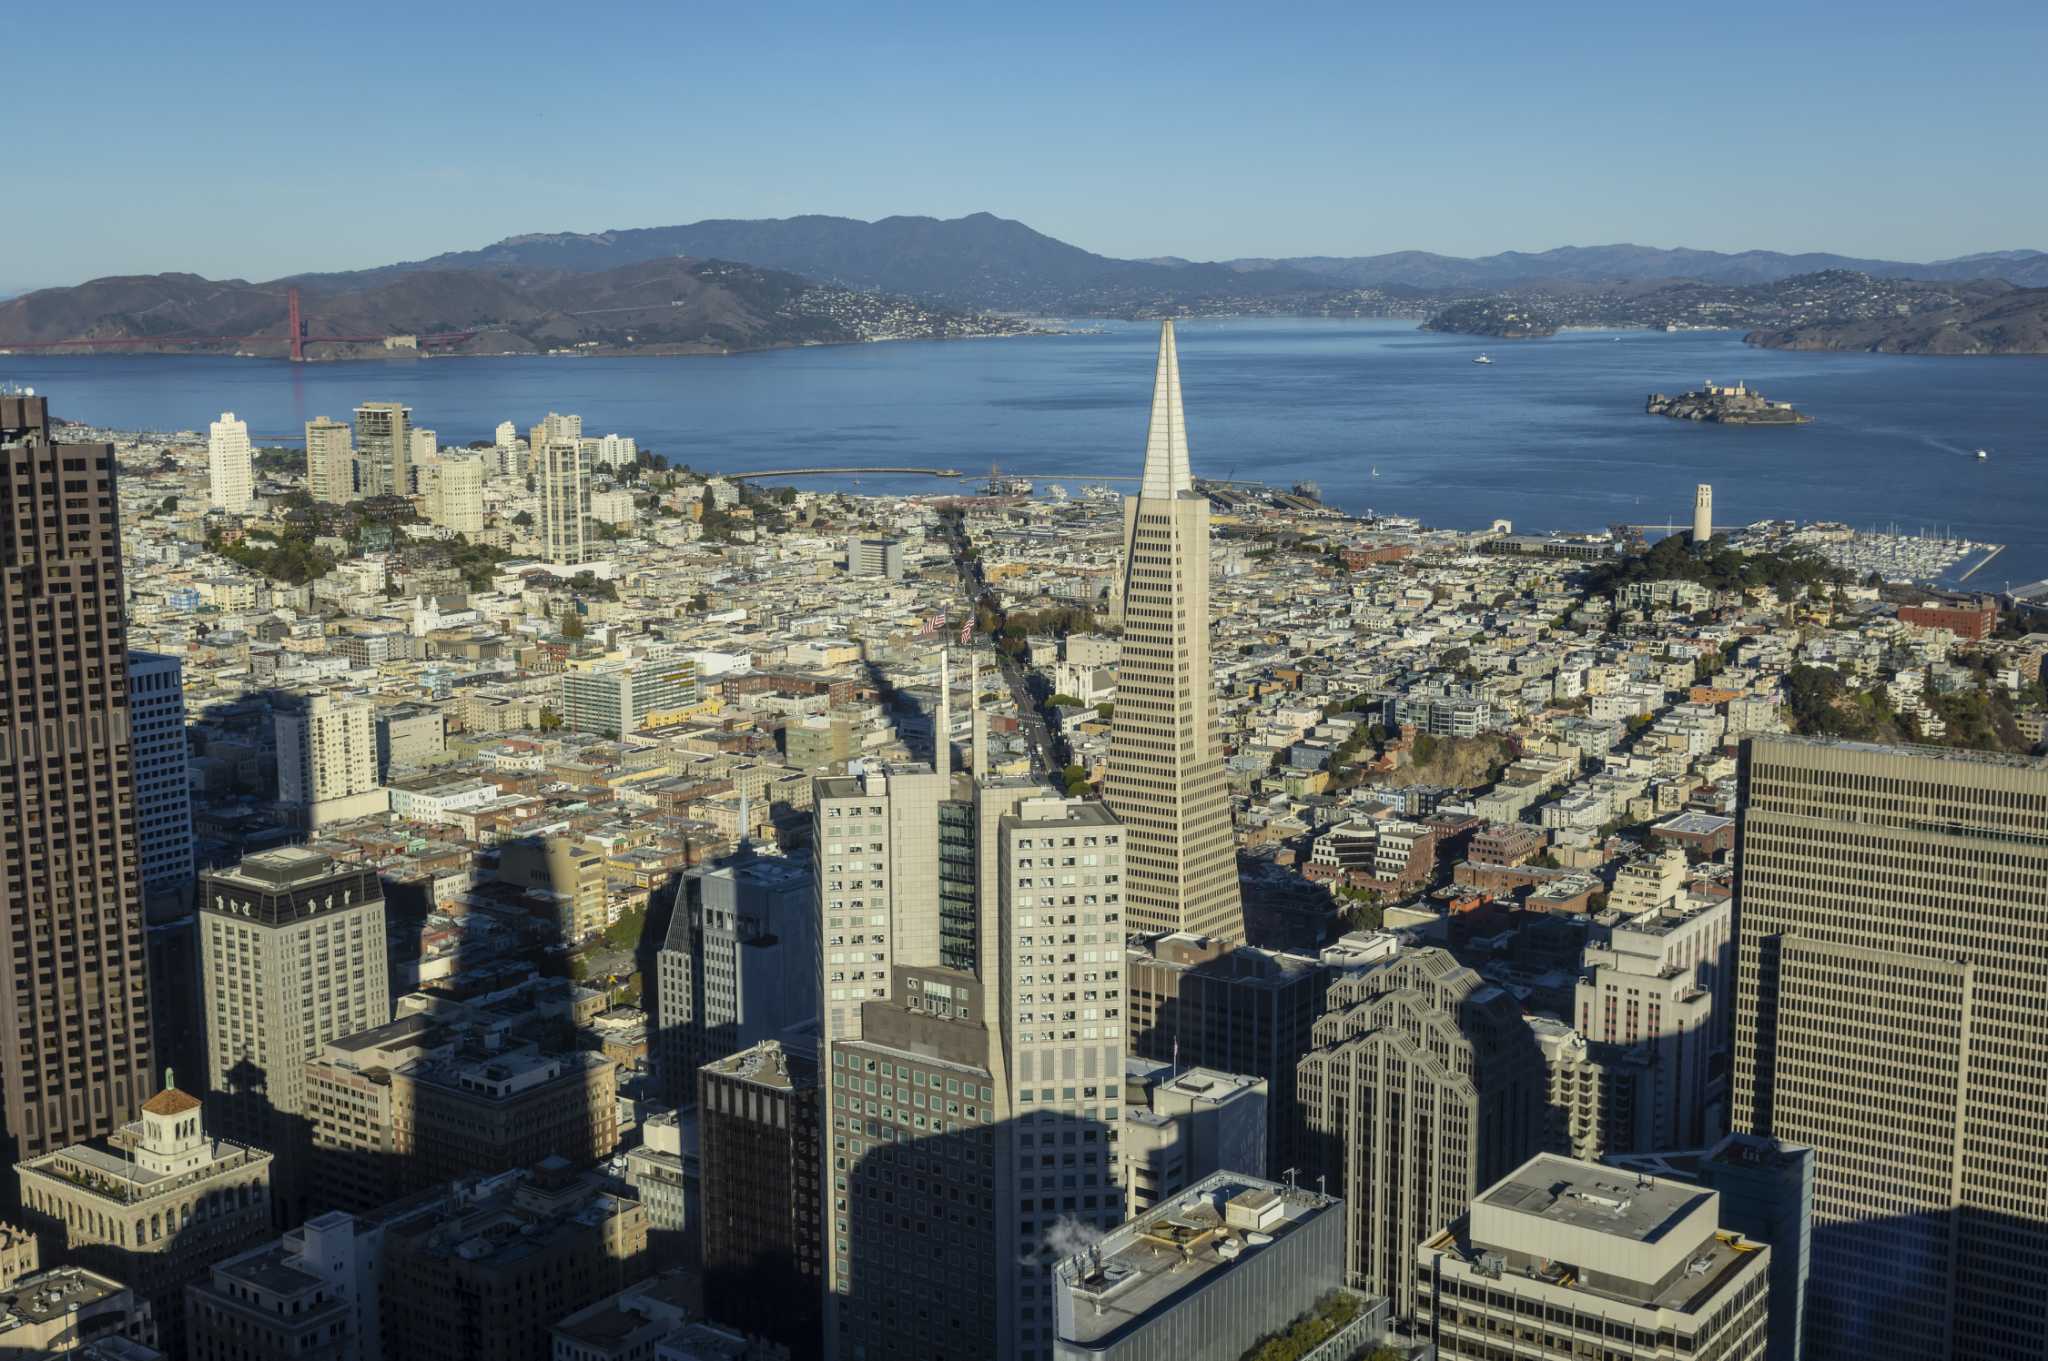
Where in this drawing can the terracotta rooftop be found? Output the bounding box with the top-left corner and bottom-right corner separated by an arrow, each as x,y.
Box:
141,1088 -> 201,1116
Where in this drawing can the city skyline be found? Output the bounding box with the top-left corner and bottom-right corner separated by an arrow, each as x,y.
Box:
8,1 -> 2047,286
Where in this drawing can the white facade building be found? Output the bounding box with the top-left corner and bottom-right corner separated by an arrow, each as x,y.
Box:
208,412 -> 253,513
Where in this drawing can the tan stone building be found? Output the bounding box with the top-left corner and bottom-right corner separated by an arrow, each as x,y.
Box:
496,834 -> 608,941
16,1088 -> 272,1351
1103,322 -> 1244,944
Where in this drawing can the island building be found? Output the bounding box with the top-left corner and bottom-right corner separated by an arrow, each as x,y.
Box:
1103,321 -> 1245,945
540,438 -> 590,566
197,847 -> 390,1224
1123,933 -> 1328,1175
351,402 -> 410,499
275,693 -> 389,829
304,416 -> 354,504
1050,1172 -> 1378,1361
845,535 -> 905,580
1116,1063 -> 1266,1219
1732,735 -> 2048,1361
1608,1134 -> 1814,1361
697,1040 -> 823,1357
0,394 -> 157,1174
1693,483 -> 1713,543
1416,1153 -> 1772,1361
1296,948 -> 1546,1314
652,848 -> 816,1106
206,412 -> 252,515
16,1087 -> 273,1353
819,764 -> 1129,1361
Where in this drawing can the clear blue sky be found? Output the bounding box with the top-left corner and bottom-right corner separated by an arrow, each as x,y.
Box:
7,0 -> 2044,287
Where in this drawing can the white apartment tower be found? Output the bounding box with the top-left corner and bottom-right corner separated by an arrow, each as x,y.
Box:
208,411 -> 253,513
1103,321 -> 1244,943
353,402 -> 411,499
540,439 -> 589,566
304,416 -> 354,505
275,693 -> 388,828
428,452 -> 485,534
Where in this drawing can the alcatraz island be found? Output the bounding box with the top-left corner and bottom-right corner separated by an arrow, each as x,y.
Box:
1646,379 -> 1812,424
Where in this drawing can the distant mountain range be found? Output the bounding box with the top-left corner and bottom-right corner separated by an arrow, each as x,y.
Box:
0,257 -> 1029,359
7,213 -> 2045,358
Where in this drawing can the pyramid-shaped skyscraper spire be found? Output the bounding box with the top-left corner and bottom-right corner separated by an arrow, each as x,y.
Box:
1104,321 -> 1245,944
1139,319 -> 1193,498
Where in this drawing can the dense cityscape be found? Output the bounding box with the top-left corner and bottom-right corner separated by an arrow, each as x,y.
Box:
0,306 -> 2042,1361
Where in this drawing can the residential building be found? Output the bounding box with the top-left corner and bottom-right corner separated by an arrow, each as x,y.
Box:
1732,735 -> 2048,1361
653,852 -> 817,1105
207,413 -> 253,514
427,452 -> 484,534
1116,1064 -> 1266,1218
275,693 -> 389,828
845,536 -> 904,580
560,656 -> 699,736
1103,321 -> 1244,943
304,416 -> 354,505
186,1226 -> 354,1361
16,1087 -> 273,1352
198,848 -> 389,1223
1416,1153 -> 1771,1361
373,705 -> 445,778
1051,1173 -> 1374,1361
390,1047 -> 619,1190
1297,948 -> 1546,1313
540,439 -> 589,566
496,835 -> 608,941
698,1041 -> 823,1356
1124,933 -> 1327,1173
0,395 -> 157,1171
129,650 -> 196,895
351,403 -> 410,499
378,1160 -> 646,1361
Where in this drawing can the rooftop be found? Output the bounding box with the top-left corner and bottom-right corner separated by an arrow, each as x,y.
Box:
210,845 -> 343,890
1479,1158 -> 1704,1244
1055,1172 -> 1336,1348
0,1267 -> 127,1329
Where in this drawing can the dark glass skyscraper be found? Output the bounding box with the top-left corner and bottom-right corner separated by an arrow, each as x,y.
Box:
0,395 -> 154,1176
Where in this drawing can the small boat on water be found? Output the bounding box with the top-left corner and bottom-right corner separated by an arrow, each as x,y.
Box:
1473,354 -> 1493,365
1976,449 -> 1989,460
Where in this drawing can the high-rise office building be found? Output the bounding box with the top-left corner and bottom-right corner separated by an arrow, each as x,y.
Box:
275,692 -> 388,828
352,402 -> 410,499
1124,932 -> 1328,1174
0,394 -> 156,1174
1732,735 -> 2048,1361
818,765 -> 1127,1361
425,451 -> 484,534
303,416 -> 354,505
207,412 -> 253,513
129,649 -> 195,896
539,438 -> 589,565
653,851 -> 816,1105
846,535 -> 905,580
197,848 -> 390,1223
1416,1154 -> 1772,1361
699,1040 -> 824,1356
1103,321 -> 1243,943
1297,948 -> 1545,1313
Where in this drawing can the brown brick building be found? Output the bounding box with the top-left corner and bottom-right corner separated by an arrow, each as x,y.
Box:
0,396 -> 155,1178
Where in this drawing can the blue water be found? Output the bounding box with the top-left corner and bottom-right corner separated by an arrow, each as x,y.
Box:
8,319 -> 2045,585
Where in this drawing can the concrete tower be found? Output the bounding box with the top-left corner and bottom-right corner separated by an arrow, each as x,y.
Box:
207,412 -> 253,513
1693,483 -> 1713,544
1103,321 -> 1245,944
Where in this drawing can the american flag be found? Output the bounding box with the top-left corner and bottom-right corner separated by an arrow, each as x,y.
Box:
915,611 -> 945,639
959,616 -> 974,645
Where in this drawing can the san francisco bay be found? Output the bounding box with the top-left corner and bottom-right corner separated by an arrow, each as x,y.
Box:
8,318 -> 2044,584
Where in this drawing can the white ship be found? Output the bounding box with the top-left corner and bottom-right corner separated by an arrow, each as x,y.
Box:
1473,354 -> 1493,365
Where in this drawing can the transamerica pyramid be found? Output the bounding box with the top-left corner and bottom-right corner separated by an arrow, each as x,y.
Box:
1103,321 -> 1246,944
